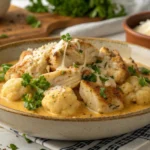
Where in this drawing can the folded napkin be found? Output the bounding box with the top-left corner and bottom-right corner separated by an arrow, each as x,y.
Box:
61,0 -> 150,37
1,123 -> 150,150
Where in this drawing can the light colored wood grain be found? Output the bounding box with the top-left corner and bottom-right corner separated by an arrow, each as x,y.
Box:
0,5 -> 101,45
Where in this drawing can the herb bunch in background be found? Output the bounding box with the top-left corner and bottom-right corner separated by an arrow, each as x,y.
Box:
27,0 -> 126,19
26,0 -> 48,13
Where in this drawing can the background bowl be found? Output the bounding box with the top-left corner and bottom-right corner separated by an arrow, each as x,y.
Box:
123,11 -> 150,49
0,37 -> 150,140
0,0 -> 10,18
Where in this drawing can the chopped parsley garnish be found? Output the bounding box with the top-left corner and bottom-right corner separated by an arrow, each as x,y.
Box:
139,76 -> 148,87
99,76 -> 108,83
22,73 -> 32,87
26,15 -> 41,28
0,64 -> 13,82
91,65 -> 100,74
79,49 -> 83,53
96,60 -> 102,63
0,34 -> 8,38
21,74 -> 50,110
8,144 -> 18,150
23,134 -> 33,143
61,33 -> 72,42
26,0 -> 48,13
128,66 -> 136,76
100,87 -> 107,99
82,73 -> 97,82
73,62 -> 79,68
139,67 -> 150,75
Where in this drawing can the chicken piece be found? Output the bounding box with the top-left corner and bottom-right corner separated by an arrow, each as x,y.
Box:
42,86 -> 81,116
43,68 -> 81,88
99,47 -> 128,84
49,39 -> 99,70
1,78 -> 30,101
120,76 -> 150,105
5,43 -> 55,81
79,80 -> 124,113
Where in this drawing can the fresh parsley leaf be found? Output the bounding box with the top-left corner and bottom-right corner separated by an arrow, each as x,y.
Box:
100,87 -> 107,99
139,67 -> 150,75
1,64 -> 13,73
31,76 -> 50,91
23,93 -> 42,110
8,144 -> 18,150
0,34 -> 8,38
99,76 -> 108,83
26,0 -> 48,13
22,73 -> 32,87
26,15 -> 41,28
78,49 -> 83,53
0,64 -> 12,82
61,33 -> 72,41
21,75 -> 50,111
128,66 -> 136,76
23,134 -> 33,143
139,76 -> 148,87
47,0 -> 126,18
73,62 -> 79,68
91,65 -> 100,74
82,73 -> 97,82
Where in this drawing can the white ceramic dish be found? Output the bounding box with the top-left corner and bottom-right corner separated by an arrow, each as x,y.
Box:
0,37 -> 150,140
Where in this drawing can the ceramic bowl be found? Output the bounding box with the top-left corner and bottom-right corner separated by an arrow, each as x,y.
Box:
0,0 -> 10,18
0,37 -> 150,140
123,11 -> 150,49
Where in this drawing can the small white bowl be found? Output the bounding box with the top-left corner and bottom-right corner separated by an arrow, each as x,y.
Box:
0,0 -> 10,18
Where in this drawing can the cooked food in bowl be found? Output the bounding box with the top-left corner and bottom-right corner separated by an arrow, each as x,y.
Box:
0,34 -> 150,118
134,19 -> 150,36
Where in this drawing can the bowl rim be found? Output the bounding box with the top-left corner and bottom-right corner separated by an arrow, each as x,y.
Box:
123,11 -> 150,40
0,37 -> 150,122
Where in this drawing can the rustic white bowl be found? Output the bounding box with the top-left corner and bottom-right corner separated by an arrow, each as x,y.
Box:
0,37 -> 150,140
0,0 -> 10,18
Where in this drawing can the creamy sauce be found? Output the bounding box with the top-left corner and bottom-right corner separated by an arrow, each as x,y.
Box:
1,60 -> 150,118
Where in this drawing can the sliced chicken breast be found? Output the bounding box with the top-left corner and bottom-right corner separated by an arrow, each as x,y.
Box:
5,43 -> 55,80
79,80 -> 124,113
43,68 -> 81,88
49,39 -> 99,70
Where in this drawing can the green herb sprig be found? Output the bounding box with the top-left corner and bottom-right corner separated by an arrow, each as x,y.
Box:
26,0 -> 48,13
8,144 -> 18,150
100,87 -> 107,99
128,66 -> 137,76
139,76 -> 150,87
46,0 -> 126,18
139,67 -> 150,75
23,134 -> 33,143
61,33 -> 72,42
0,34 -> 8,38
0,64 -> 13,82
82,73 -> 97,82
22,74 -> 50,110
26,15 -> 41,28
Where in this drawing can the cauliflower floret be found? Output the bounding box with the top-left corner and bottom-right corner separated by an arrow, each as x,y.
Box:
120,76 -> 150,105
42,86 -> 81,116
120,82 -> 134,95
1,78 -> 29,101
136,87 -> 150,105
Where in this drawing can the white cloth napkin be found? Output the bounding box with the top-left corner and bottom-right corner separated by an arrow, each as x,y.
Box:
61,0 -> 150,37
1,123 -> 150,150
